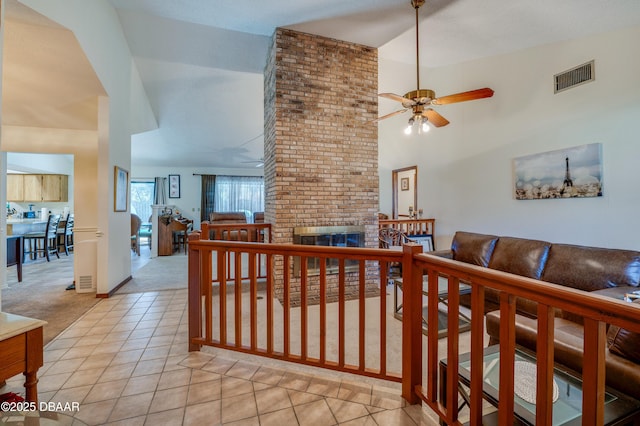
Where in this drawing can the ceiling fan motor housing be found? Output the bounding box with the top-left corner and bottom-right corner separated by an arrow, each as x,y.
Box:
403,89 -> 435,106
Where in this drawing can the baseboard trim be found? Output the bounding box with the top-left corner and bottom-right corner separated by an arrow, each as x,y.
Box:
96,275 -> 132,298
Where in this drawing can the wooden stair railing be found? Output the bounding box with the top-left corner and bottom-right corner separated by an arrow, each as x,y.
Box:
187,234 -> 640,425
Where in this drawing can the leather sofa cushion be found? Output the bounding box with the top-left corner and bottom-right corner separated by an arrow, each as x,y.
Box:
607,299 -> 640,364
608,326 -> 640,364
487,237 -> 551,317
486,310 -> 640,400
541,244 -> 640,291
488,237 -> 551,280
451,231 -> 498,267
209,212 -> 247,224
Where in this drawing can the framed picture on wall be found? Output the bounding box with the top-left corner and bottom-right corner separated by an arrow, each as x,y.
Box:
114,166 -> 129,212
401,177 -> 410,191
169,174 -> 181,198
412,234 -> 434,252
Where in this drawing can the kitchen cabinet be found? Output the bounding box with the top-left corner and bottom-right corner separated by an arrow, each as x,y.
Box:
8,174 -> 68,202
7,174 -> 24,201
41,174 -> 66,201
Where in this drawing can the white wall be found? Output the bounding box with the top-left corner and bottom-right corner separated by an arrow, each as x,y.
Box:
131,165 -> 264,229
379,25 -> 640,250
19,0 -> 156,294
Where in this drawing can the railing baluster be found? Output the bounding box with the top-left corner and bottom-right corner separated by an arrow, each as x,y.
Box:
379,261 -> 387,376
359,261 -> 366,371
235,250 -> 242,347
249,252 -> 257,350
339,258 -> 345,368
283,254 -> 291,356
498,292 -> 516,426
582,318 -> 606,426
320,260 -> 327,364
301,256 -> 308,360
469,282 -> 485,426
426,269 -> 439,401
266,253 -> 274,354
446,276 -> 461,423
218,250 -> 227,345
536,303 -> 555,425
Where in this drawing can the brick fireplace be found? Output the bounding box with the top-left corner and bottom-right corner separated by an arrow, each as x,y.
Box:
263,28 -> 379,303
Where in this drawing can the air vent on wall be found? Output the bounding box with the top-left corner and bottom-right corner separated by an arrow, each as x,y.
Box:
77,275 -> 94,291
554,60 -> 595,93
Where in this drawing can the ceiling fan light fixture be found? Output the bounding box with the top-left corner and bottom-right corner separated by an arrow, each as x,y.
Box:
404,125 -> 412,135
375,0 -> 494,131
404,117 -> 414,135
405,114 -> 430,136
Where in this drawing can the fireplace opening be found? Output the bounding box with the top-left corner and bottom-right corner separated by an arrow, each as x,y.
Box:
293,226 -> 365,276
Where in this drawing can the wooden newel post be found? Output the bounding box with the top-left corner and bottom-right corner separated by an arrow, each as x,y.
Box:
188,231 -> 202,352
402,243 -> 423,404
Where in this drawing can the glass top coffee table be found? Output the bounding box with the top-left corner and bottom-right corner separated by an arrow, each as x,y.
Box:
439,345 -> 640,425
393,275 -> 472,338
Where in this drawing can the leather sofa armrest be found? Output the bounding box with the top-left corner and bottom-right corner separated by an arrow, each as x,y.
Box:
430,249 -> 453,259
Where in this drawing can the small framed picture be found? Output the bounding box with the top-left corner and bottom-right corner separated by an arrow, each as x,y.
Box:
411,234 -> 434,252
169,174 -> 180,198
401,177 -> 410,191
114,166 -> 129,212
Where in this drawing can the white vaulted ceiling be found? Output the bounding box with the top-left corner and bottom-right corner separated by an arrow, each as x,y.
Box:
5,0 -> 640,168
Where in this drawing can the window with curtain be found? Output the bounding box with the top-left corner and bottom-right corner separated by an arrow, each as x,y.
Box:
130,180 -> 155,222
201,175 -> 216,222
201,175 -> 264,222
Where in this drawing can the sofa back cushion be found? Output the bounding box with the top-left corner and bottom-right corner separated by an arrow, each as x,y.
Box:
451,232 -> 499,267
488,237 -> 551,279
209,212 -> 247,224
542,244 -> 640,291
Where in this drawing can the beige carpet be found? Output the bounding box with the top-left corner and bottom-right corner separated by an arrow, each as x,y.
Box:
1,253 -> 101,345
0,246 -> 184,345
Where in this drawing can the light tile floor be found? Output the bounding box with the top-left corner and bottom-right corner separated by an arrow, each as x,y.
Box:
3,289 -> 441,425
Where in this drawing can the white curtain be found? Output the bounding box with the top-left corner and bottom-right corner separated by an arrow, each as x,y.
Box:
214,176 -> 264,221
154,177 -> 167,205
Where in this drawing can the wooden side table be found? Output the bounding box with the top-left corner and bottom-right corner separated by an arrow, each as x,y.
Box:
0,313 -> 46,402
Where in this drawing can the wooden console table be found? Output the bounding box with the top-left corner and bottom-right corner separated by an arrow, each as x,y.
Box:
0,312 -> 46,402
157,216 -> 191,256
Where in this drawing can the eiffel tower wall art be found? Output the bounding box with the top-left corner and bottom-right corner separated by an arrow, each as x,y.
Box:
513,143 -> 603,200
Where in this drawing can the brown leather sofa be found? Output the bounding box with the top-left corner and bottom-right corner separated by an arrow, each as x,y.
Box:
206,212 -> 248,240
436,231 -> 640,400
209,212 -> 247,224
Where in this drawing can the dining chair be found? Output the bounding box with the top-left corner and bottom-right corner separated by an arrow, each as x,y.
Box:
379,227 -> 416,281
24,214 -> 62,262
139,216 -> 152,249
57,213 -> 74,255
131,214 -> 142,256
172,219 -> 192,254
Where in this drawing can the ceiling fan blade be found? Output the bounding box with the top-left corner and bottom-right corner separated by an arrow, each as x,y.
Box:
431,88 -> 494,105
379,93 -> 415,105
374,108 -> 409,122
423,108 -> 450,127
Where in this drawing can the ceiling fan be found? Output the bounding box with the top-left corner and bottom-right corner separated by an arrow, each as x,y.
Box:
377,0 -> 494,134
241,158 -> 264,168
